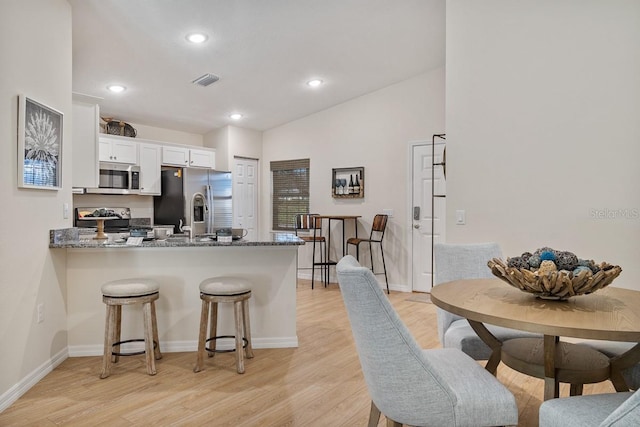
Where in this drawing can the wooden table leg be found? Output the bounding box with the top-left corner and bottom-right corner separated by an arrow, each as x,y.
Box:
609,342 -> 640,392
543,335 -> 560,400
468,320 -> 502,375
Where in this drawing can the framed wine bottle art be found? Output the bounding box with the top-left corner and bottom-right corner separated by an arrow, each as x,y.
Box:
332,167 -> 364,198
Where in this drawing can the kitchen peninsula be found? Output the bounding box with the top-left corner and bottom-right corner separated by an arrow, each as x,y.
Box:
51,229 -> 303,356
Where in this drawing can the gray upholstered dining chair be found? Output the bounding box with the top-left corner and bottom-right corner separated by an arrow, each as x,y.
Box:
434,242 -> 540,364
539,388 -> 640,426
336,255 -> 518,427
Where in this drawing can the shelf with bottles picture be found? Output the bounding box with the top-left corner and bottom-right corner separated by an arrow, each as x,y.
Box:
332,167 -> 364,198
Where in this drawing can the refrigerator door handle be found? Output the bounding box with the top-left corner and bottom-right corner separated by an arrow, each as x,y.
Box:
206,184 -> 214,234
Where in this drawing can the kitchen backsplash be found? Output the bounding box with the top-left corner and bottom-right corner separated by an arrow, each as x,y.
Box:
73,194 -> 154,221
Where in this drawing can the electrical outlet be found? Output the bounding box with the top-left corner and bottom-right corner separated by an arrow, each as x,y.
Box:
63,203 -> 70,219
37,303 -> 44,323
382,209 -> 394,218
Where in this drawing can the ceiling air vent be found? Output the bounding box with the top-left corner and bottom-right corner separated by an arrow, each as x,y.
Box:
192,73 -> 219,87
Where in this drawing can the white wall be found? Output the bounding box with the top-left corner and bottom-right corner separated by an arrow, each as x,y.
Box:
127,122 -> 203,146
228,126 -> 263,162
204,125 -> 262,171
204,126 -> 230,169
262,69 -> 445,289
446,0 -> 640,289
0,0 -> 72,409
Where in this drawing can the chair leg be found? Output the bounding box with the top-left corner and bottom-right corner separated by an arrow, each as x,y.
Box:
142,301 -> 157,376
234,300 -> 245,374
379,242 -> 389,294
194,298 -> 210,373
208,301 -> 218,356
150,300 -> 162,360
311,239 -> 316,290
242,298 -> 254,359
100,304 -> 115,379
386,418 -> 402,427
369,241 -> 374,273
368,401 -> 381,427
112,305 -> 122,363
324,241 -> 329,287
570,383 -> 584,396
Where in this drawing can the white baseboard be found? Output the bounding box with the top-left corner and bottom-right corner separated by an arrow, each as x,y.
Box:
68,336 -> 299,357
0,347 -> 68,413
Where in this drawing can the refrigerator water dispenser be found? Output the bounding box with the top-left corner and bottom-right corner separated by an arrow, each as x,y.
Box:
192,193 -> 206,223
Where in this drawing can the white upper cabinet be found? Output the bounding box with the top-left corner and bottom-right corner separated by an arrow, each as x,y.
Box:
189,148 -> 216,169
161,145 -> 189,166
162,145 -> 215,169
99,136 -> 137,164
138,143 -> 161,195
72,100 -> 100,188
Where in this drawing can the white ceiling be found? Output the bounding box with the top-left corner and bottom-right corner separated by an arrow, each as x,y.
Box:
69,0 -> 445,134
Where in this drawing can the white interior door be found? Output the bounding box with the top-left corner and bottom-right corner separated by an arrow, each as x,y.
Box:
412,143 -> 446,292
233,157 -> 258,240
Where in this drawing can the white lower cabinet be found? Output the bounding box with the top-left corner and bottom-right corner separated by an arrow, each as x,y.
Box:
138,143 -> 161,195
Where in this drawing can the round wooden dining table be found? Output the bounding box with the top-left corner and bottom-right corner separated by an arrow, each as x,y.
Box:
430,278 -> 640,400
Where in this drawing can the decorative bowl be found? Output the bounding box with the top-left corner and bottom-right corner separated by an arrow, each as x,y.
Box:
487,249 -> 622,300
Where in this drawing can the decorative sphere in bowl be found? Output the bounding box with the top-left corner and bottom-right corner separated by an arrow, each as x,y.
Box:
487,247 -> 622,300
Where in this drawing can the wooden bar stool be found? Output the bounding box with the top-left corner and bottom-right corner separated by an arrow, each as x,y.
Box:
194,277 -> 254,374
100,278 -> 162,379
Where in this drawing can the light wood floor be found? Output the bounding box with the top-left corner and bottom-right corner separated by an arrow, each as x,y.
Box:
0,280 -> 615,426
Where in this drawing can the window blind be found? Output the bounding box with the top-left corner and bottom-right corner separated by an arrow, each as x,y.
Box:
271,158 -> 310,230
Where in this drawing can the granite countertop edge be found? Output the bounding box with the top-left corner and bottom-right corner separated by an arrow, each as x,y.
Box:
49,228 -> 304,248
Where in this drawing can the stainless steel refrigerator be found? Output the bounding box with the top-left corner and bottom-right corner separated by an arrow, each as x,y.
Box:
153,167 -> 232,235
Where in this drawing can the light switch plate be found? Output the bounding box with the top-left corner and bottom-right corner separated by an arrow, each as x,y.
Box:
382,209 -> 394,218
455,210 -> 466,225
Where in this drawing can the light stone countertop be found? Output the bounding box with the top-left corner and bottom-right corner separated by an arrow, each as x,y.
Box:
49,228 -> 304,248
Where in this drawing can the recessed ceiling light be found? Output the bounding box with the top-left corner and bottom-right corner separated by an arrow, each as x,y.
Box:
307,79 -> 323,88
107,84 -> 126,93
186,33 -> 208,44
229,113 -> 243,120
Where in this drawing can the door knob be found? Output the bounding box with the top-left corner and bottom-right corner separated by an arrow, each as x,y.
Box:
414,224 -> 420,229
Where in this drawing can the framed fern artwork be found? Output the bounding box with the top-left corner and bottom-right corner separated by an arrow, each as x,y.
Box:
18,95 -> 63,190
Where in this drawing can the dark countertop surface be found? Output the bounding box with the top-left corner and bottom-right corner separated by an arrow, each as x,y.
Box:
49,228 -> 304,248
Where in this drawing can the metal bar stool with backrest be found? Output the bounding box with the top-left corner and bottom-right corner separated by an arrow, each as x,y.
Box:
295,213 -> 327,289
346,214 -> 389,294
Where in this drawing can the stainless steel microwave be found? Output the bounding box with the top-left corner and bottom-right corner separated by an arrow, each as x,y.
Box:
86,162 -> 140,194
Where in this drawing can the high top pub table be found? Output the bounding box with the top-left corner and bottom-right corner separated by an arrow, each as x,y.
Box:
313,215 -> 360,285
